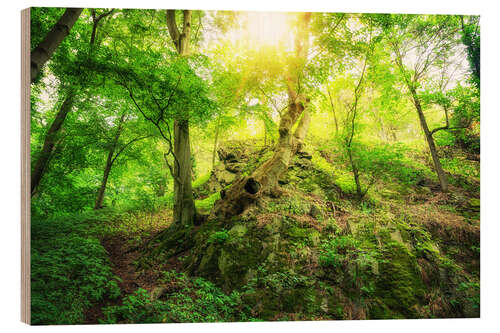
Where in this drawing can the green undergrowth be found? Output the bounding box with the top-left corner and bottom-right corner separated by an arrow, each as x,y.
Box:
31,211 -> 122,325
101,271 -> 257,323
315,141 -> 440,198
30,139 -> 480,324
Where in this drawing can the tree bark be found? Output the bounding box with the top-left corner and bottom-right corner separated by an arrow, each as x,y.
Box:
31,8 -> 83,83
166,10 -> 192,55
90,9 -> 115,48
94,132 -> 151,208
212,117 -> 220,170
347,148 -> 363,198
31,91 -> 74,195
32,9 -> 112,197
94,151 -> 114,209
166,10 -> 198,226
173,120 -> 197,225
410,89 -> 449,192
214,99 -> 311,220
326,87 -> 339,135
392,41 -> 449,193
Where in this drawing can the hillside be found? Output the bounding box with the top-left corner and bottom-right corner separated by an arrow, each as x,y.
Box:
31,140 -> 479,324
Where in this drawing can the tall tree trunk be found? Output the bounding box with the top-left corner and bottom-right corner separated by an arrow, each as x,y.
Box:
411,90 -> 449,192
166,9 -> 197,226
326,87 -> 339,135
94,151 -> 114,209
391,128 -> 397,142
393,43 -> 449,193
32,9 -> 111,197
264,122 -> 267,146
94,113 -> 126,209
31,91 -> 74,195
173,120 -> 197,225
31,8 -> 83,83
347,148 -> 363,198
212,118 -> 220,170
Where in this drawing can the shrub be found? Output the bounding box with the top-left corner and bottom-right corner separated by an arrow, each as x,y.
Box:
208,229 -> 229,244
102,271 -> 251,323
319,235 -> 361,268
332,140 -> 431,188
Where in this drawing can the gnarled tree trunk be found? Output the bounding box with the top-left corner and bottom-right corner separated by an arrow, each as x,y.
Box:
214,13 -> 313,220
214,97 -> 311,220
31,8 -> 83,83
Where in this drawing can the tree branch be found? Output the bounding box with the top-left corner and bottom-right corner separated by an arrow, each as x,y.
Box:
90,9 -> 115,46
111,135 -> 151,165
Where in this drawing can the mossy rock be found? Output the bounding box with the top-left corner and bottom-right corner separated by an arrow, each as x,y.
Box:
241,270 -> 320,319
217,231 -> 268,290
228,224 -> 247,238
218,170 -> 237,185
374,242 -> 425,318
197,243 -> 220,275
368,300 -> 402,319
263,217 -> 283,235
468,198 -> 480,208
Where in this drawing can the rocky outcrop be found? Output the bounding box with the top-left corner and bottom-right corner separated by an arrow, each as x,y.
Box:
167,142 -> 479,320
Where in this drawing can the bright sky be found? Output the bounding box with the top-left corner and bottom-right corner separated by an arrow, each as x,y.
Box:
243,11 -> 293,49
202,11 -> 295,52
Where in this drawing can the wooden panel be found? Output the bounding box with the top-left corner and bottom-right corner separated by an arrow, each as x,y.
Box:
20,7 -> 31,325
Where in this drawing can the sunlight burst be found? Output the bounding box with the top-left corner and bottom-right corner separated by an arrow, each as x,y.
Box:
243,12 -> 292,49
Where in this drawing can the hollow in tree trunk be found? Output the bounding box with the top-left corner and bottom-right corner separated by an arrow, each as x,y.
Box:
214,96 -> 311,220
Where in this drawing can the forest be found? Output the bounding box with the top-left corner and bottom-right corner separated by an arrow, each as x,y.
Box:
29,8 -> 480,324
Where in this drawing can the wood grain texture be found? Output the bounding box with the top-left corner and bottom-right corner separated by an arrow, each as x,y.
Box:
21,7 -> 31,325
